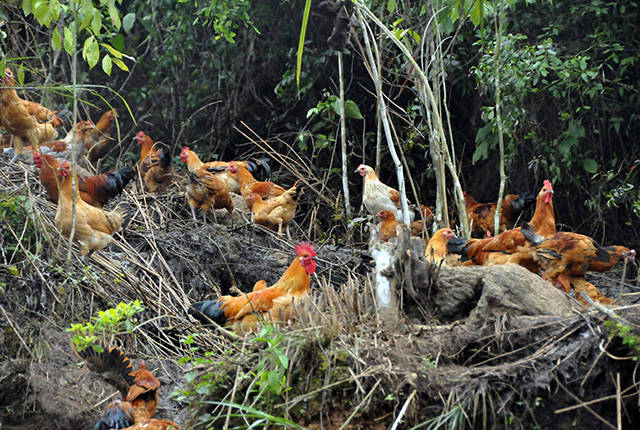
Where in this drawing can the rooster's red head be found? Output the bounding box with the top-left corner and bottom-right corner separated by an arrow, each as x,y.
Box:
295,243 -> 317,274
180,146 -> 190,163
33,152 -> 43,168
541,179 -> 554,204
355,164 -> 372,177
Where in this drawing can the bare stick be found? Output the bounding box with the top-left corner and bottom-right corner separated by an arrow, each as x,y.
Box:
337,51 -> 351,219
492,3 -> 507,235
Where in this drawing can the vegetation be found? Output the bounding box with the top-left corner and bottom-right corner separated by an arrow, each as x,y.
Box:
0,0 -> 638,429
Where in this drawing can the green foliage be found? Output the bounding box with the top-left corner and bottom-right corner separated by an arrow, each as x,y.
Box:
21,0 -> 132,75
604,320 -> 640,361
249,324 -> 291,398
179,0 -> 256,43
0,194 -> 39,265
66,300 -> 145,352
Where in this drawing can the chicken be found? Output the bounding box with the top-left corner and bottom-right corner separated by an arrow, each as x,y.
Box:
189,243 -> 317,332
464,191 -> 537,237
245,180 -> 302,237
33,152 -> 134,207
1,68 -> 58,158
376,210 -> 399,242
72,344 -> 180,429
179,146 -> 272,194
447,179 -> 556,269
409,205 -> 434,236
425,228 -> 457,264
520,223 -> 636,303
183,164 -> 234,222
86,109 -> 117,163
355,164 -> 414,221
55,161 -> 130,255
227,160 -> 285,200
137,131 -> 173,192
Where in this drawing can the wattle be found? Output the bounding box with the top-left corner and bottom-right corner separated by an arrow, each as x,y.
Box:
304,259 -> 317,275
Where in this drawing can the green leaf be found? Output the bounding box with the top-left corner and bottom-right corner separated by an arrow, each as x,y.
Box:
470,0 -> 485,27
91,10 -> 102,35
83,36 -> 99,69
34,1 -> 52,27
122,12 -> 136,33
344,100 -> 363,119
22,0 -> 33,17
472,140 -> 488,164
108,2 -> 121,29
102,54 -> 112,75
63,26 -> 75,55
583,158 -> 598,173
296,0 -> 312,88
51,27 -> 62,51
387,0 -> 397,13
100,43 -> 123,59
111,57 -> 129,72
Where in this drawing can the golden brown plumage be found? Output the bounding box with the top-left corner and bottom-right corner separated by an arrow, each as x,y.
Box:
376,210 -> 399,242
425,228 -> 460,266
136,131 -> 173,192
246,180 -> 302,237
86,109 -> 117,162
54,162 -> 129,255
464,192 -> 537,237
190,243 -> 317,333
1,68 -> 58,155
227,161 -> 285,200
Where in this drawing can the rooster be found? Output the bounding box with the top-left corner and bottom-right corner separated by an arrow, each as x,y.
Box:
190,243 -> 316,333
55,162 -> 130,255
73,344 -> 180,429
520,223 -> 635,303
181,159 -> 234,222
33,152 -> 134,207
227,160 -> 285,200
464,191 -> 537,237
245,180 -> 302,237
179,146 -> 272,194
86,109 -> 118,163
355,164 -> 414,222
447,179 -> 556,269
136,131 -> 172,192
1,68 -> 59,160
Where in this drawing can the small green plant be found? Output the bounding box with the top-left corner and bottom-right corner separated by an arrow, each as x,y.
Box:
421,354 -> 437,370
0,193 -> 40,264
604,320 -> 640,361
250,324 -> 291,399
66,300 -> 145,352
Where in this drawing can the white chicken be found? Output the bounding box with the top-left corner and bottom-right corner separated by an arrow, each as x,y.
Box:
355,164 -> 414,222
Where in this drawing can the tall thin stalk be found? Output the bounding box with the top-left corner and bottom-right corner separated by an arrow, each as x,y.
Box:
66,3 -> 79,264
338,51 -> 351,219
356,8 -> 411,225
356,1 -> 469,236
493,1 -> 506,235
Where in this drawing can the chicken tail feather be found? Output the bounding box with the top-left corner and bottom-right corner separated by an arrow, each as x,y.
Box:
93,400 -> 135,430
189,300 -> 227,325
247,157 -> 272,181
511,191 -> 537,213
520,223 -> 544,246
447,236 -> 469,256
72,343 -> 135,397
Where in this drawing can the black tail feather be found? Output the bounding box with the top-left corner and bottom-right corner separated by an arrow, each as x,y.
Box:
246,157 -> 272,181
511,191 -> 537,213
189,300 -> 227,325
447,236 -> 469,256
159,148 -> 172,169
93,400 -> 134,430
520,223 -> 544,246
72,344 -> 135,397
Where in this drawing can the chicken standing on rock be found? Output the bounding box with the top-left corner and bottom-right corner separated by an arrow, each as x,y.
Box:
1,68 -> 59,160
376,210 -> 399,242
55,162 -> 131,255
190,243 -> 317,333
136,131 -> 172,192
73,344 -> 181,430
355,164 -> 414,222
227,160 -> 285,200
425,228 -> 459,265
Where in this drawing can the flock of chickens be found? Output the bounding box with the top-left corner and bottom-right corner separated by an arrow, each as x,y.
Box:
2,67 -> 637,428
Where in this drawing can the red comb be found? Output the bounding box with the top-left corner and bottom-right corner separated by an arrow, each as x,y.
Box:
294,243 -> 316,257
543,179 -> 553,190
